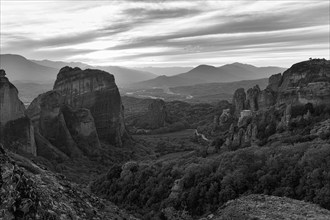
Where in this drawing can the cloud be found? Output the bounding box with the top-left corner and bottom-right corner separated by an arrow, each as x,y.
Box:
107,3 -> 329,51
122,7 -> 203,20
0,0 -> 329,67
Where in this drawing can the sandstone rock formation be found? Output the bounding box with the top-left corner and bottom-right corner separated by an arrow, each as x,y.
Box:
62,105 -> 101,156
232,88 -> 246,115
0,69 -> 25,134
258,88 -> 276,109
27,90 -> 102,159
246,85 -> 260,111
25,93 -> 43,130
38,91 -> 83,158
267,73 -> 282,92
34,131 -> 69,162
2,117 -> 36,156
122,96 -> 168,131
274,59 -> 330,106
53,66 -> 127,146
25,66 -> 128,159
224,59 -> 330,150
217,109 -> 233,131
0,69 -> 36,156
140,99 -> 167,129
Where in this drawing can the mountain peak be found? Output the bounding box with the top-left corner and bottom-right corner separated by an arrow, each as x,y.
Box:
189,64 -> 217,73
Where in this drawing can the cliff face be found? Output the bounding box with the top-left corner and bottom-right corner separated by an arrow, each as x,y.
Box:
0,70 -> 36,156
53,67 -> 127,146
226,59 -> 330,150
272,59 -> 330,105
39,91 -> 83,158
62,105 -> 101,156
0,69 -> 25,132
26,90 -> 101,159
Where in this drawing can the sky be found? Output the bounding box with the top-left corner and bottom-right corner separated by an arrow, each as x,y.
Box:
0,0 -> 329,67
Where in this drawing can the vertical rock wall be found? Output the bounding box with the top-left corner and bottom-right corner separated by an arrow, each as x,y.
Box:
53,67 -> 127,146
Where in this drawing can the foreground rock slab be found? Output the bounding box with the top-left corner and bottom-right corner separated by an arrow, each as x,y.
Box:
205,194 -> 330,220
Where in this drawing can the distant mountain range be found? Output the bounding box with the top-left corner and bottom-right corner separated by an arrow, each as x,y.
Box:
0,53 -> 286,91
135,66 -> 193,76
132,63 -> 286,89
0,54 -> 58,83
0,54 -> 157,86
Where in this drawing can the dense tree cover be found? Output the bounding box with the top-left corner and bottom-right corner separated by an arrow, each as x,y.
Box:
91,140 -> 330,219
166,100 -> 231,129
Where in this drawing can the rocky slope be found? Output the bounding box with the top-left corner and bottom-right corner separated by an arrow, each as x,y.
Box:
206,194 -> 330,220
0,69 -> 36,156
0,144 -> 138,220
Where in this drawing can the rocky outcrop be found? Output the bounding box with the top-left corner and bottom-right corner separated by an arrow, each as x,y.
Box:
169,179 -> 183,199
0,144 -> 138,220
0,70 -> 36,156
147,99 -> 167,129
246,85 -> 260,111
137,99 -> 167,129
2,117 -> 36,156
207,194 -> 330,220
53,66 -> 127,146
27,90 -> 102,159
310,119 -> 330,138
34,131 -> 69,162
267,73 -> 282,92
257,88 -> 276,109
25,66 -> 128,159
232,88 -> 246,115
122,96 -> 168,131
225,59 -> 330,150
62,106 -> 101,156
38,91 -> 83,158
238,110 -> 252,127
218,109 -> 233,130
274,59 -> 330,106
0,69 -> 25,134
25,93 -> 43,130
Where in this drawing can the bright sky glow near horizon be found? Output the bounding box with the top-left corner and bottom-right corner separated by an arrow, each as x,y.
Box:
0,0 -> 329,67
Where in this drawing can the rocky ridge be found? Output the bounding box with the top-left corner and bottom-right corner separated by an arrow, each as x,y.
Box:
216,59 -> 330,150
